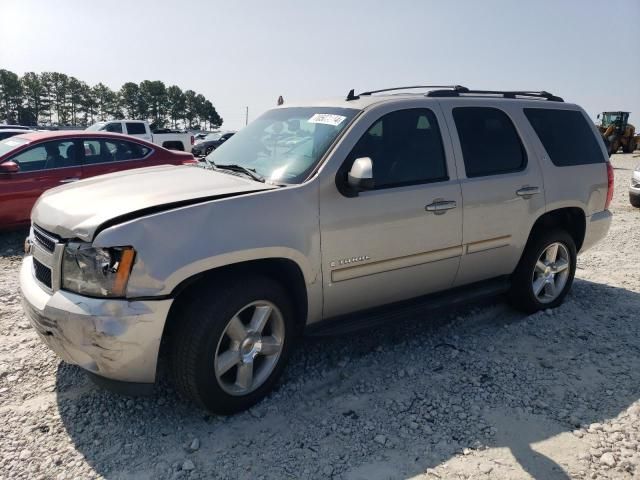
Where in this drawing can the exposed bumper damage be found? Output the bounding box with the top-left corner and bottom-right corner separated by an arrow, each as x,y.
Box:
20,256 -> 172,384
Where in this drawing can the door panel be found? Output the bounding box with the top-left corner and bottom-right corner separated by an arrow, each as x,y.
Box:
319,105 -> 463,318
441,101 -> 546,287
0,140 -> 82,227
321,182 -> 463,317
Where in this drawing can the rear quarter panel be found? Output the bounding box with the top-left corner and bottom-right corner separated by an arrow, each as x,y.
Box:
518,105 -> 609,216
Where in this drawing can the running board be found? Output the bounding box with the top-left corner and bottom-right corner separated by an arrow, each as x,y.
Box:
306,276 -> 511,337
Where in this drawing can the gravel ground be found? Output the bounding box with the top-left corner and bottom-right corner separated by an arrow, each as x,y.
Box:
0,153 -> 639,480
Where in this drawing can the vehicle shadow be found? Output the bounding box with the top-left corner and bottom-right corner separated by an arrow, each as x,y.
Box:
55,278 -> 640,479
0,228 -> 28,258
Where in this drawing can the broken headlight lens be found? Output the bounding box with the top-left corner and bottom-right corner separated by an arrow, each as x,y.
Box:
62,243 -> 136,297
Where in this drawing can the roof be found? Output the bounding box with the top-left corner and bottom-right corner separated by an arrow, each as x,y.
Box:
280,94 -> 579,112
279,86 -> 574,111
0,128 -> 35,133
10,130 -> 154,144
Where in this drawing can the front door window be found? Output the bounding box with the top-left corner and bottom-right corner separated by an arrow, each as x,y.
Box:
10,140 -> 79,172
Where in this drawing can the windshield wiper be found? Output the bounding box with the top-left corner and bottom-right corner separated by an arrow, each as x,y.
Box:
215,163 -> 265,183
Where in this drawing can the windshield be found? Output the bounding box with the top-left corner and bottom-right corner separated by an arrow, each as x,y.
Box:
86,122 -> 106,131
601,113 -> 624,126
0,136 -> 29,158
204,132 -> 223,141
207,107 -> 359,183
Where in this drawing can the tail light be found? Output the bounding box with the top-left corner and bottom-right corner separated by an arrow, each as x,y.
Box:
605,161 -> 614,210
190,135 -> 194,145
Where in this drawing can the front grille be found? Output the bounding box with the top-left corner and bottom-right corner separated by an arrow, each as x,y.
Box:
33,258 -> 52,288
33,225 -> 59,253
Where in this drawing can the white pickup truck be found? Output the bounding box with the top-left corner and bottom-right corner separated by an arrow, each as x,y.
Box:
86,120 -> 194,153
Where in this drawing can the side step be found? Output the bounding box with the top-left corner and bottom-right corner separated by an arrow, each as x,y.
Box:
305,276 -> 511,337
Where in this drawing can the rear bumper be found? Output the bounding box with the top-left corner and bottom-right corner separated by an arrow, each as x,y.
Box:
20,255 -> 173,384
580,210 -> 612,253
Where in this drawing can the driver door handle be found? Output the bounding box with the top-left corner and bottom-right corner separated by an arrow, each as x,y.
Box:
516,186 -> 541,198
425,200 -> 457,214
59,177 -> 79,184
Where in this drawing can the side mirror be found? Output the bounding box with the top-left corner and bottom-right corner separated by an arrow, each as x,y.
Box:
347,157 -> 374,192
0,161 -> 19,174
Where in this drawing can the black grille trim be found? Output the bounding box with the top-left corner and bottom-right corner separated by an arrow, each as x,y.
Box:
33,258 -> 52,288
33,225 -> 59,253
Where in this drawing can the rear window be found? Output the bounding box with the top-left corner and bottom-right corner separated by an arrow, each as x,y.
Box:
524,108 -> 606,166
126,122 -> 147,135
453,107 -> 526,178
0,137 -> 29,158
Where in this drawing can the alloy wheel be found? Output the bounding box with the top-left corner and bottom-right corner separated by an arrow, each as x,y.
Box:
214,301 -> 285,396
531,242 -> 570,304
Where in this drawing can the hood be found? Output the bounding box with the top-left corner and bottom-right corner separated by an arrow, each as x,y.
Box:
32,164 -> 276,240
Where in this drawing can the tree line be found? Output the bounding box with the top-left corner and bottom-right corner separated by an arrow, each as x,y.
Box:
0,69 -> 222,130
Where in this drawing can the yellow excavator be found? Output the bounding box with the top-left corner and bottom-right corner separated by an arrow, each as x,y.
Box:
597,111 -> 636,154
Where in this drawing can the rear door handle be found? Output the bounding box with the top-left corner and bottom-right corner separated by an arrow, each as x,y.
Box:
425,200 -> 457,214
59,177 -> 79,184
516,186 -> 540,198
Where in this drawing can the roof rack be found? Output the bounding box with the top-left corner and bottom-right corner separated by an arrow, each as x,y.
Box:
345,85 -> 563,102
346,85 -> 464,101
426,86 -> 564,102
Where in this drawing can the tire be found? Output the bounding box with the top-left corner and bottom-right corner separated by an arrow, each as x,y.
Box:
622,140 -> 635,154
509,229 -> 577,313
170,276 -> 295,414
630,193 -> 640,208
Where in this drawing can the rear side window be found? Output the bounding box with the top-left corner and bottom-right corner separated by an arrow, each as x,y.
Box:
105,122 -> 123,133
524,108 -> 605,166
453,107 -> 526,178
126,122 -> 147,135
82,139 -> 150,164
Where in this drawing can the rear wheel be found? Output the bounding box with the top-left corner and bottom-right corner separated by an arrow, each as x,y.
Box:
622,139 -> 635,153
170,276 -> 295,414
630,193 -> 640,208
509,229 -> 577,313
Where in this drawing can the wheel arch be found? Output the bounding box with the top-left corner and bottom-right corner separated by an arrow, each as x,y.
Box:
161,257 -> 310,348
526,207 -> 587,253
162,140 -> 185,151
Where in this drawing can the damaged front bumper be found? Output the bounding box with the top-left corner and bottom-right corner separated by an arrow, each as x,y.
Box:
20,255 -> 173,388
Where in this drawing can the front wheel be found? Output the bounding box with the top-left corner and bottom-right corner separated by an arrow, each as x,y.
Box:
170,276 -> 295,414
509,229 -> 577,313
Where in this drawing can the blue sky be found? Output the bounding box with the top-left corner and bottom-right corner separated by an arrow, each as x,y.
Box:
1,0 -> 639,129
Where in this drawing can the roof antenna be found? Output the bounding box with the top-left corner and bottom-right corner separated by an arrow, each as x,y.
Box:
346,89 -> 359,101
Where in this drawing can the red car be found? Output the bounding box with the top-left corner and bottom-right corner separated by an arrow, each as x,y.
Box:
0,131 -> 198,230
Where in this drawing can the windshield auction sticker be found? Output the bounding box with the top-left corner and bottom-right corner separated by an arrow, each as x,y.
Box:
308,114 -> 347,126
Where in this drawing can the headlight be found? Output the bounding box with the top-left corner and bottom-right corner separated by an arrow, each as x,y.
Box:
62,243 -> 136,297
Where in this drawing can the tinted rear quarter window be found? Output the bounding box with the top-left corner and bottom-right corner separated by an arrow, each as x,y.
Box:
126,122 -> 147,135
524,108 -> 605,166
453,107 -> 526,178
